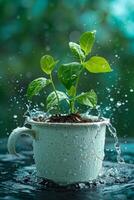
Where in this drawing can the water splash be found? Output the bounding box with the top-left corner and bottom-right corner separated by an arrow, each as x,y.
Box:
84,106 -> 102,119
8,161 -> 134,193
107,123 -> 125,164
23,103 -> 50,122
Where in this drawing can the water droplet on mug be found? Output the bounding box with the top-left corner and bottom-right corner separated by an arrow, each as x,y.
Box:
63,158 -> 67,162
73,172 -> 77,176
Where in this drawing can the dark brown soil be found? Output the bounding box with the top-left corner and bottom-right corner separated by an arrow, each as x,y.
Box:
32,113 -> 102,123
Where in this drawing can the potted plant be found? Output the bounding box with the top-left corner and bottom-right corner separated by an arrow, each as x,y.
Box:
7,31 -> 112,185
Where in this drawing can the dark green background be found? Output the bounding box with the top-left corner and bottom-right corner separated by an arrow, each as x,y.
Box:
0,0 -> 134,138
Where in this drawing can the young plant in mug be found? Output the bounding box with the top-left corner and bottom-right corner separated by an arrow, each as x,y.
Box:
27,31 -> 112,114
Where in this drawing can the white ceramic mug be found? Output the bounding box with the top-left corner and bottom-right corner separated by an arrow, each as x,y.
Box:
7,116 -> 109,185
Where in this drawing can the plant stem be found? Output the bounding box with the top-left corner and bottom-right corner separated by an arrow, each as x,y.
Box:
70,68 -> 84,113
70,100 -> 75,113
50,73 -> 60,114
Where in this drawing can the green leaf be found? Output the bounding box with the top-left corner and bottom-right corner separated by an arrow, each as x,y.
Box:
83,56 -> 112,73
80,31 -> 96,55
75,90 -> 97,108
46,91 -> 69,110
27,77 -> 51,100
40,55 -> 58,75
69,42 -> 85,62
67,85 -> 76,97
58,62 -> 82,90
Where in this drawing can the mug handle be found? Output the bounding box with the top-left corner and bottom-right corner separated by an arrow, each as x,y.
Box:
7,127 -> 36,156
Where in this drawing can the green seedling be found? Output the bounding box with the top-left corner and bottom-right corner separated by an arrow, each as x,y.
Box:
27,31 -> 112,114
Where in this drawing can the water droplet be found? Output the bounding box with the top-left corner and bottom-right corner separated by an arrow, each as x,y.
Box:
46,46 -> 50,51
110,98 -> 114,102
116,101 -> 122,108
40,103 -> 44,107
106,87 -> 110,92
63,158 -> 67,162
115,54 -> 120,59
117,90 -> 120,94
105,106 -> 111,111
13,115 -> 18,119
